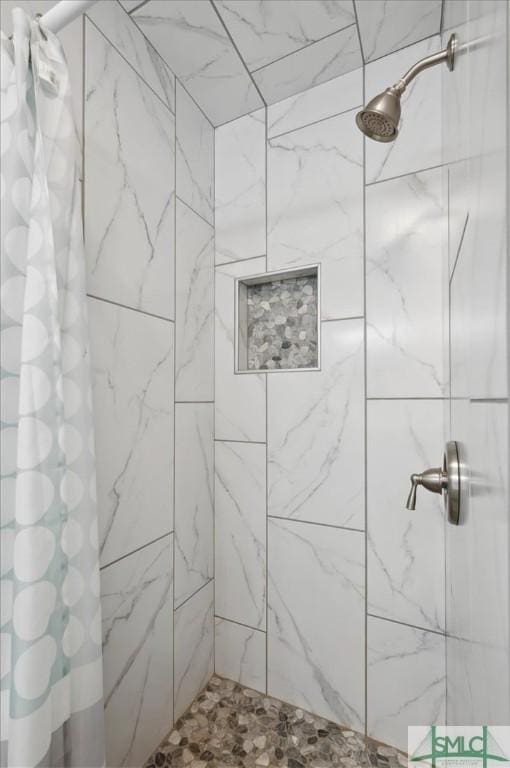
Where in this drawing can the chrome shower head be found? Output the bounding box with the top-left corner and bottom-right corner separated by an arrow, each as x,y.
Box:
356,34 -> 457,142
355,86 -> 402,142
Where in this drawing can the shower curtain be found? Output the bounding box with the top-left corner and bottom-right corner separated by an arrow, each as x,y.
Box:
0,9 -> 104,768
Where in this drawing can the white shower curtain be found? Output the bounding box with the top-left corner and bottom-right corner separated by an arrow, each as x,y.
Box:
0,9 -> 104,767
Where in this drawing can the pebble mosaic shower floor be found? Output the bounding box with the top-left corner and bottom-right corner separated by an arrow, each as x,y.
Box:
144,677 -> 408,768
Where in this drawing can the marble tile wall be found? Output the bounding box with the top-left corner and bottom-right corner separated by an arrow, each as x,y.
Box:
367,617 -> 445,752
267,103 -> 363,320
82,5 -> 215,764
268,518 -> 365,730
363,35 -> 448,747
215,441 -> 266,631
174,581 -> 215,720
173,45 -> 215,739
354,1 -> 442,62
101,536 -> 173,767
85,20 -> 175,320
441,0 -> 509,725
214,68 -> 367,733
214,41 -> 452,751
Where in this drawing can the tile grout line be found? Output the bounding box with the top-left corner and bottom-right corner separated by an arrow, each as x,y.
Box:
268,103 -> 364,142
351,0 -> 366,65
265,99 -> 269,696
367,613 -> 447,638
215,438 -> 266,445
87,292 -> 175,323
81,15 -> 86,236
250,23 -> 358,74
367,161 -> 448,187
176,400 -> 215,404
212,101 -> 217,684
172,73 -> 177,722
448,212 -> 469,285
364,30 -> 442,67
176,194 -> 214,229
208,0 -> 267,108
175,578 -> 215,612
367,396 -> 448,401
126,0 -> 150,14
216,253 -> 267,268
322,315 -> 364,323
100,531 -> 173,571
215,614 -> 267,635
362,57 -> 369,740
268,515 -> 365,535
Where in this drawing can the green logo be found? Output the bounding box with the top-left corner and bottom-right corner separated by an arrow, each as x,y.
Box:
410,726 -> 509,768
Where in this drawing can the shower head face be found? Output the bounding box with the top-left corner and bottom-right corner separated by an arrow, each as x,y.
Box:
355,87 -> 401,142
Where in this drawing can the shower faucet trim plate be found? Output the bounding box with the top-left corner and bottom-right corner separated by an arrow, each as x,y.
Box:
405,441 -> 461,525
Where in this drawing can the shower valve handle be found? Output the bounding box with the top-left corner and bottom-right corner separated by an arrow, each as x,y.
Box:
405,467 -> 448,511
404,442 -> 461,525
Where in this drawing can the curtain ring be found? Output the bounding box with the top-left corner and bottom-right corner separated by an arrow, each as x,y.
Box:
35,13 -> 48,41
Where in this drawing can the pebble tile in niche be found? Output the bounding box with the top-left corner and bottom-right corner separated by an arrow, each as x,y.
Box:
245,274 -> 318,371
144,676 -> 408,768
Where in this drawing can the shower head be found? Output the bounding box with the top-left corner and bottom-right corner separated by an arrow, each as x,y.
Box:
356,34 -> 457,142
355,87 -> 401,142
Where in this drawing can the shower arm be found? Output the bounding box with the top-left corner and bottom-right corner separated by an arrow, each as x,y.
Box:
391,34 -> 457,95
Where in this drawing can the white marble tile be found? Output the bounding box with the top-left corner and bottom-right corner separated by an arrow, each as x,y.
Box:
215,258 -> 266,442
366,168 -> 446,398
101,535 -> 173,768
253,25 -> 362,106
215,108 -> 266,265
367,400 -> 445,632
175,404 -> 214,607
442,0 -> 469,32
450,203 -> 507,400
88,298 -> 173,567
174,581 -> 214,719
176,83 -> 214,225
215,618 -> 266,694
367,617 -> 445,752
268,518 -> 364,729
215,441 -> 266,630
447,1 -> 508,400
268,320 -> 364,529
215,0 -> 355,71
267,68 -> 362,138
355,0 -> 442,62
131,0 -> 263,126
85,21 -> 175,319
447,160 -> 469,277
447,634 -> 510,725
268,112 -> 363,320
365,36 -> 442,184
447,401 -> 509,651
87,0 -> 175,112
175,200 -> 214,401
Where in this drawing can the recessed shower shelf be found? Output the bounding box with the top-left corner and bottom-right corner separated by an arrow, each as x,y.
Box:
235,265 -> 320,373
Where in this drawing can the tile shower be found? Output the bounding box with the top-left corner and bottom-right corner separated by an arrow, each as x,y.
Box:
2,0 -> 506,765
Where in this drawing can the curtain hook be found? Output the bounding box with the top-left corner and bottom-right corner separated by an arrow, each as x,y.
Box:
35,13 -> 48,41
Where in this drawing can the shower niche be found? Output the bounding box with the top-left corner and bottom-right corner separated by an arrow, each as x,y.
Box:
235,265 -> 320,373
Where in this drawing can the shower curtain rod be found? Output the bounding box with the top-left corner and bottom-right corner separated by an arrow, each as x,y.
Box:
39,0 -> 99,33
